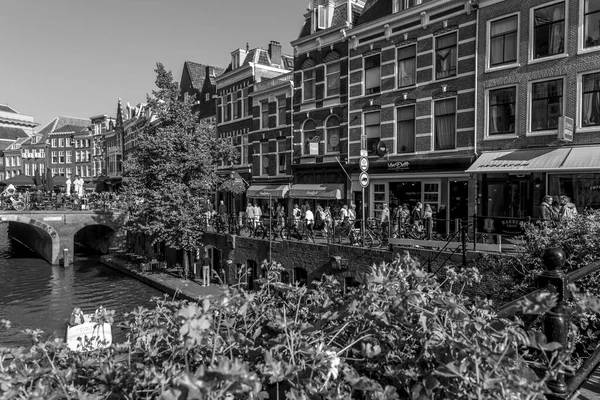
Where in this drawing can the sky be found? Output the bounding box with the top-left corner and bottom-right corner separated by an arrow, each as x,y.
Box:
0,0 -> 308,129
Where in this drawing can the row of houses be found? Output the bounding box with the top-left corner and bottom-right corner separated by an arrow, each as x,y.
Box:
175,0 -> 600,222
9,0 -> 600,222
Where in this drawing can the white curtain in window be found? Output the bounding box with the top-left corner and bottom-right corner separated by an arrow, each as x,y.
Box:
436,34 -> 457,78
583,74 -> 600,126
435,100 -> 456,149
550,6 -> 565,54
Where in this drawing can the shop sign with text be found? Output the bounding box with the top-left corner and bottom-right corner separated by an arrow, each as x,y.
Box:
388,161 -> 410,171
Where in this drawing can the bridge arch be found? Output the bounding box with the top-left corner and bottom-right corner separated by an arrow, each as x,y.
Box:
1,215 -> 61,264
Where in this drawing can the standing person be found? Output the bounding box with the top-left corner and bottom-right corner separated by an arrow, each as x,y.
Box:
66,176 -> 72,196
412,202 -> 423,230
24,189 -> 31,206
202,252 -> 211,287
292,204 -> 302,227
423,204 -> 433,238
340,204 -> 349,227
304,205 -> 315,242
246,202 -> 255,228
301,201 -> 309,218
253,203 -> 262,227
559,195 -> 578,221
218,200 -> 227,216
391,205 -> 401,238
323,206 -> 333,236
348,204 -> 357,227
380,204 -> 390,240
276,204 -> 286,230
539,195 -> 557,225
205,199 -> 214,228
73,175 -> 83,198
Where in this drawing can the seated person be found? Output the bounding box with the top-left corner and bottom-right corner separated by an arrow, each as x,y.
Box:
69,307 -> 85,326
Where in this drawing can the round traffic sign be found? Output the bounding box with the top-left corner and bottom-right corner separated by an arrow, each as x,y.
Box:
359,172 -> 370,188
359,156 -> 369,172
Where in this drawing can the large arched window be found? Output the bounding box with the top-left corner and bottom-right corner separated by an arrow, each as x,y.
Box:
325,115 -> 340,153
302,119 -> 318,155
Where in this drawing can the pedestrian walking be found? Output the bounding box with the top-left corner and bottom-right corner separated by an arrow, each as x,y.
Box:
539,195 -> 558,226
380,204 -> 390,240
253,203 -> 262,227
246,202 -> 255,228
412,202 -> 423,231
304,205 -> 315,242
66,176 -> 72,196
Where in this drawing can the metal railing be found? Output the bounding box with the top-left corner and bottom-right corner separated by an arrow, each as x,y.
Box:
497,247 -> 600,399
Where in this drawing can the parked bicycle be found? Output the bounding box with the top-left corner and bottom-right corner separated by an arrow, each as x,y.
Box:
1,196 -> 25,211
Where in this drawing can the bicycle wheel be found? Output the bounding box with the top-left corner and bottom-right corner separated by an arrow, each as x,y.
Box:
362,231 -> 375,248
279,227 -> 289,240
13,201 -> 25,212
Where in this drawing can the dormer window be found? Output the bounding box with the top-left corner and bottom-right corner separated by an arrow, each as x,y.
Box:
232,53 -> 240,69
313,5 -> 328,31
393,0 -> 420,12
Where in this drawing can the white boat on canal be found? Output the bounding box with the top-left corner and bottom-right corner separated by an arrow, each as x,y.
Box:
65,313 -> 112,351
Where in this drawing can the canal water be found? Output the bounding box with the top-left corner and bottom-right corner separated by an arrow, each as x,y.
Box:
0,228 -> 165,348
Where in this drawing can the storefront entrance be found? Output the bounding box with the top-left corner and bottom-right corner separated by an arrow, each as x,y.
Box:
483,174 -> 533,218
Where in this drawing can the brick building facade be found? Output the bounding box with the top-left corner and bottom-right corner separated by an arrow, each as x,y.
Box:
346,0 -> 477,228
290,0 -> 364,213
468,0 -> 600,217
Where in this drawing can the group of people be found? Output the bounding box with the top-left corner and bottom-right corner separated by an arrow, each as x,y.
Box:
65,175 -> 86,198
539,195 -> 578,224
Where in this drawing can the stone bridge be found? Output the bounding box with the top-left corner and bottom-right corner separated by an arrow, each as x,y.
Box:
0,211 -> 126,265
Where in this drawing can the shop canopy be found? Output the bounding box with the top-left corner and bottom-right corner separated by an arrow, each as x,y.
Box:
246,184 -> 290,199
560,146 -> 600,169
1,175 -> 35,186
289,184 -> 343,200
466,148 -> 572,173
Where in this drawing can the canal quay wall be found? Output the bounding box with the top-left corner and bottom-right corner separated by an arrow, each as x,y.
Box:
201,233 -> 485,287
100,256 -> 222,302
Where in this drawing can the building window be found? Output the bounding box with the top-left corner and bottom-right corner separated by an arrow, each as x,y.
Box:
393,0 -> 418,12
51,138 -> 57,147
434,98 -> 456,150
51,168 -> 57,176
236,91 -> 242,119
396,106 -> 415,153
489,87 -> 517,135
584,0 -> 600,48
59,168 -> 64,176
397,45 -> 416,87
489,15 -> 518,67
66,167 -> 72,177
326,63 -> 341,96
260,142 -> 269,176
66,150 -> 72,163
277,97 -> 286,126
24,164 -> 29,176
205,93 -> 210,102
303,119 -> 318,155
531,79 -> 563,131
242,88 -> 249,117
59,138 -> 65,147
277,139 -> 287,174
86,165 -> 90,177
241,135 -> 249,165
51,151 -> 58,164
303,70 -> 315,101
582,72 -> 600,126
232,92 -> 239,119
533,2 -> 565,59
364,111 -> 381,154
261,101 -> 269,129
373,184 -> 386,220
59,151 -> 65,163
365,54 -> 381,94
436,33 -> 457,79
75,151 -> 80,163
325,116 -> 341,153
224,95 -> 231,121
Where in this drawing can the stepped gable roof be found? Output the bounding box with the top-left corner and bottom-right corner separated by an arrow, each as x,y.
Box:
0,104 -> 18,114
356,0 -> 392,26
0,126 -> 29,141
37,116 -> 90,135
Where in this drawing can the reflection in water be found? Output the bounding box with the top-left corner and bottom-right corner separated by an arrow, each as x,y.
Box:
0,225 -> 164,348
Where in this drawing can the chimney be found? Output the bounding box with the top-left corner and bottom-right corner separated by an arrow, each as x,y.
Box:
268,40 -> 282,66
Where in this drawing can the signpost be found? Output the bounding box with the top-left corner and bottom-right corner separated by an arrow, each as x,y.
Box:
359,156 -> 369,172
358,168 -> 369,247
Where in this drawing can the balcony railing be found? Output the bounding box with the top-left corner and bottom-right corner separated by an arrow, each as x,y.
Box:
254,73 -> 293,92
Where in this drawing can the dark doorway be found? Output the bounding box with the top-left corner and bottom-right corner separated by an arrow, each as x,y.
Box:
247,259 -> 258,291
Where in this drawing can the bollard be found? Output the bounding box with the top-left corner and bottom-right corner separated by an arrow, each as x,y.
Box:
539,247 -> 570,395
63,248 -> 70,268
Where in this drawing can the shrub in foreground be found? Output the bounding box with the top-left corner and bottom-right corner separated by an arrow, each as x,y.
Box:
0,254 -> 586,399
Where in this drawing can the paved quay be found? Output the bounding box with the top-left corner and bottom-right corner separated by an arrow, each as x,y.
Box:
100,255 -> 224,302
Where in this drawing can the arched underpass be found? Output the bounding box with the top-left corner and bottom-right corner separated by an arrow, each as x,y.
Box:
8,221 -> 58,264
74,225 -> 115,254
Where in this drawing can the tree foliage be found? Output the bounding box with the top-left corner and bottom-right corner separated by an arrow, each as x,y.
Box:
121,63 -> 238,251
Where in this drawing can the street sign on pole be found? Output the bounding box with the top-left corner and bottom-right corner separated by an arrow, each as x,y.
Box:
359,172 -> 370,188
359,156 -> 369,172
360,149 -> 368,157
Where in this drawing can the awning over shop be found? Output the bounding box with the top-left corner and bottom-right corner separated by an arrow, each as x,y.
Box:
466,148 -> 571,173
246,184 -> 290,199
289,184 -> 343,199
561,146 -> 600,169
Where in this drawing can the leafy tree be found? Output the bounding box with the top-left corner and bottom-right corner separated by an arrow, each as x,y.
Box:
121,63 -> 238,267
